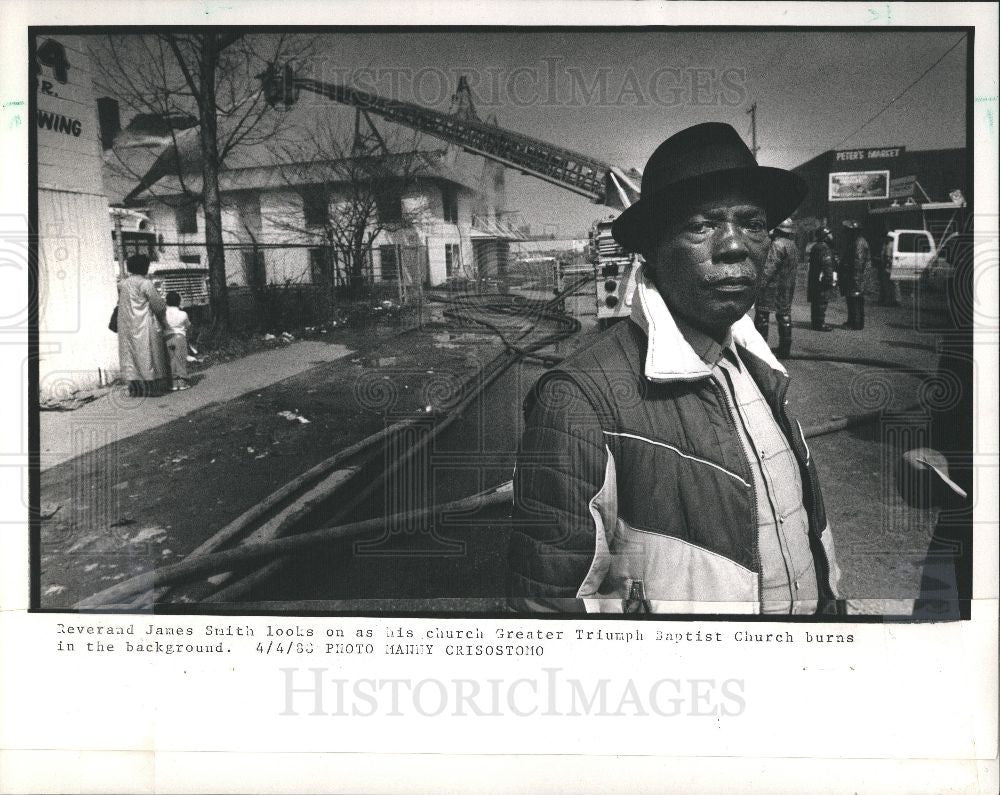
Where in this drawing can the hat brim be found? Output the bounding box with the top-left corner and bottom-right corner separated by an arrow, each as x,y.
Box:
611,166 -> 808,254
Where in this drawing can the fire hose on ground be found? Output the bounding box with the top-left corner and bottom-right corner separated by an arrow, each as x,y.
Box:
78,279 -> 930,609
101,280 -> 592,609
77,395 -> 920,608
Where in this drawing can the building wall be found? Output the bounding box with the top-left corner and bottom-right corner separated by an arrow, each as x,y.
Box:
259,190 -> 311,285
36,34 -> 119,399
37,36 -> 105,195
407,180 -> 470,285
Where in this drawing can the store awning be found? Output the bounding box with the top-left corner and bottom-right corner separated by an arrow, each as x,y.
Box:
869,199 -> 966,215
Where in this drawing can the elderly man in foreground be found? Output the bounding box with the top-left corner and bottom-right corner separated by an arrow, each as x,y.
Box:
509,122 -> 844,615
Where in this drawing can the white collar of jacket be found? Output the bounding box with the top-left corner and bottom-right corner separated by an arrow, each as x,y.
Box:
629,267 -> 787,383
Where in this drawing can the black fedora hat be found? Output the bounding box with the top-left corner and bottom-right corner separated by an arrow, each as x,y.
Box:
611,122 -> 807,253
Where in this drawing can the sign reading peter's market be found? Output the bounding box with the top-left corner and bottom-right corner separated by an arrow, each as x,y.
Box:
833,146 -> 905,162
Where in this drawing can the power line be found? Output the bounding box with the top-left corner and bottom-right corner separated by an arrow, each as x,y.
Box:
746,102 -> 758,157
831,34 -> 967,150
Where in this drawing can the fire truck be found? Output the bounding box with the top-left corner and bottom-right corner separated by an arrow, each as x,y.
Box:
589,219 -> 641,326
256,63 -> 643,324
109,206 -> 210,311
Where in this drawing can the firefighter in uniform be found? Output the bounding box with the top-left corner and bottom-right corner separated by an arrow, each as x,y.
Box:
754,218 -> 799,359
807,226 -> 838,331
839,219 -> 871,330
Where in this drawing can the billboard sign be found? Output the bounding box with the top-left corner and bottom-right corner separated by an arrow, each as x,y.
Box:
888,175 -> 919,199
828,170 -> 890,201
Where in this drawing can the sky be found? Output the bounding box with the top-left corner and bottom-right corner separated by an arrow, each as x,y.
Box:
90,29 -> 970,238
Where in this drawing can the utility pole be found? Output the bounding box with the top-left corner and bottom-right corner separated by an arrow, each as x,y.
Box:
111,209 -> 126,279
746,102 -> 759,159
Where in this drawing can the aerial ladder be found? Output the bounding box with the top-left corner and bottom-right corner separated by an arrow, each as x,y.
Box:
259,63 -> 643,322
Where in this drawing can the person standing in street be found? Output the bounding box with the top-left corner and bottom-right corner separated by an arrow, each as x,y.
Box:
807,226 -> 839,331
117,253 -> 170,397
839,219 -> 871,330
754,217 -> 799,359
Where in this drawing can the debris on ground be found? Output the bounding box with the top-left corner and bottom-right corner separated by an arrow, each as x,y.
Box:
128,526 -> 169,545
39,386 -> 112,412
280,332 -> 295,343
277,410 -> 311,424
262,333 -> 277,342
44,584 -> 67,596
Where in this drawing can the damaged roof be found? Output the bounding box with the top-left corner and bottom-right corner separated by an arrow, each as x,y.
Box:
116,112 -> 487,202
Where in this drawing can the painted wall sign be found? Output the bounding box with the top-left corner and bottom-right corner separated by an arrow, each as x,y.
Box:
33,35 -> 103,194
37,109 -> 83,137
828,170 -> 890,201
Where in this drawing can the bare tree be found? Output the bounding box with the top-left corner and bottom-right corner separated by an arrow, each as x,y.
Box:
267,112 -> 433,303
94,32 -> 315,330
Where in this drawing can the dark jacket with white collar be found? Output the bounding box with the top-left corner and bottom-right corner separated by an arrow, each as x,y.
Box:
509,274 -> 844,614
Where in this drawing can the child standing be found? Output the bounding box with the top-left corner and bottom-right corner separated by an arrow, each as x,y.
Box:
163,291 -> 193,391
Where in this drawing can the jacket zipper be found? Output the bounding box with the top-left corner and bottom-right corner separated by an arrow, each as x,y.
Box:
709,377 -> 763,609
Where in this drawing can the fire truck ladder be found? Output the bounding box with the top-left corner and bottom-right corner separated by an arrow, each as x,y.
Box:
260,64 -> 639,209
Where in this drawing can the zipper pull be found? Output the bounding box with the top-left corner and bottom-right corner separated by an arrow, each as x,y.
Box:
623,579 -> 651,614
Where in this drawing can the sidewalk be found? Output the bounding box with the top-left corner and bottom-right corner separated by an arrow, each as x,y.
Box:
39,340 -> 353,471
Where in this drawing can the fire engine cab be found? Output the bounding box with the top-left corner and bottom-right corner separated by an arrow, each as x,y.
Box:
110,206 -> 210,312
590,219 -> 641,327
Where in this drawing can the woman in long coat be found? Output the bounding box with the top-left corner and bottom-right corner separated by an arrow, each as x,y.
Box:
118,253 -> 170,396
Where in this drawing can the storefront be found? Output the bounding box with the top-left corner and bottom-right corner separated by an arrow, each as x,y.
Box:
791,145 -> 968,249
